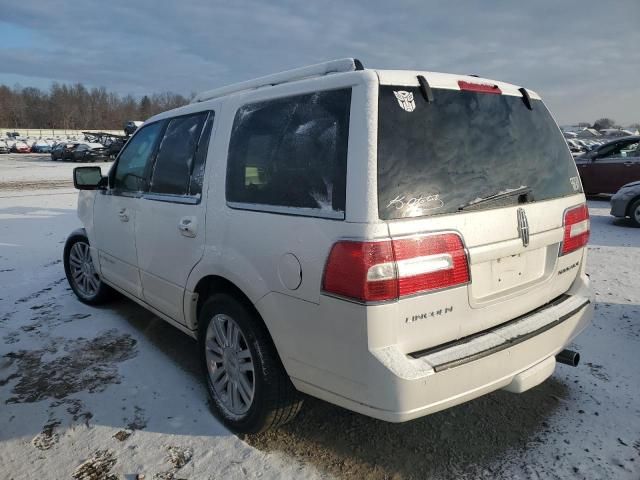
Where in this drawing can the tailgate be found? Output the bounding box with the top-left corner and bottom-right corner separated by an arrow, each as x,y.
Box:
375,74 -> 588,354
385,195 -> 586,353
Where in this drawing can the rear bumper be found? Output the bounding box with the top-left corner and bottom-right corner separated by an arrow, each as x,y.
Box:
290,274 -> 593,423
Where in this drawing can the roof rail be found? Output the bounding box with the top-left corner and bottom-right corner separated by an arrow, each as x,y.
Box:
192,58 -> 364,103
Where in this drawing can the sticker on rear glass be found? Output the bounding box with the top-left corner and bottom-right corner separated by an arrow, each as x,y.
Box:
393,91 -> 415,112
570,176 -> 580,191
386,193 -> 444,212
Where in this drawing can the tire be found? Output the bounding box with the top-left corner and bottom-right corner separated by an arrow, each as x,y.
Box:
199,293 -> 303,433
629,199 -> 640,227
63,232 -> 113,305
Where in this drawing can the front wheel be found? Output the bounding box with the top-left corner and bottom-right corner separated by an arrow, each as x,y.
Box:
199,294 -> 303,433
63,233 -> 113,305
629,199 -> 640,227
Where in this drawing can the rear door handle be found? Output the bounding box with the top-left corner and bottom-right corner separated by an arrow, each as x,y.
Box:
178,216 -> 197,237
118,208 -> 129,222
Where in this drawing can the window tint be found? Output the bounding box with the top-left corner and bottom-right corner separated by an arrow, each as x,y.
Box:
76,144 -> 88,151
377,86 -> 581,219
226,89 -> 351,214
113,121 -> 165,192
150,112 -> 208,196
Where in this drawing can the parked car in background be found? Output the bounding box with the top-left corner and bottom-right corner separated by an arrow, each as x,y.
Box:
66,59 -> 592,433
599,128 -> 634,137
610,181 -> 640,226
106,137 -> 126,158
64,143 -> 110,162
31,141 -> 52,153
575,136 -> 640,194
566,139 -> 585,156
10,141 -> 30,153
0,141 -> 9,154
51,142 -> 77,161
124,120 -> 143,136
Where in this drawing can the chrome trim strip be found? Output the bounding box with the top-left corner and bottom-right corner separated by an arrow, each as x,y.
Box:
227,201 -> 345,220
142,193 -> 200,205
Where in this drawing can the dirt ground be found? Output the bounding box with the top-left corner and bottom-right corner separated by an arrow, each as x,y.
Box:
0,153 -> 638,479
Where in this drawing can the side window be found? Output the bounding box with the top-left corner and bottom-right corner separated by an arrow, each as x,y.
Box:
226,89 -> 351,215
621,141 -> 640,157
113,121 -> 165,192
149,112 -> 209,196
76,144 -> 88,152
597,140 -> 639,160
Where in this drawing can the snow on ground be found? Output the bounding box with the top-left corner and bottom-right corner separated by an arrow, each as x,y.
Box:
0,153 -> 109,186
0,154 -> 639,479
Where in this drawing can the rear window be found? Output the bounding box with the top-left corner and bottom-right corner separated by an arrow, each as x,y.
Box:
226,89 -> 351,217
378,86 -> 581,220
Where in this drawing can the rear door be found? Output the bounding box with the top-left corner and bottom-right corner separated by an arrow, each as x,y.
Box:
376,77 -> 587,353
135,111 -> 214,323
590,138 -> 640,193
94,121 -> 166,297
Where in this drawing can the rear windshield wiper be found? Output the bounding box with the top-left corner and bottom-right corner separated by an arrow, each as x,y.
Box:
458,185 -> 532,211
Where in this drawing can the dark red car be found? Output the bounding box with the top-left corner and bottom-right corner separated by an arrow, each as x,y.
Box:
575,136 -> 640,194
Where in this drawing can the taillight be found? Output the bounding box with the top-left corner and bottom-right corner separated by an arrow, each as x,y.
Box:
321,240 -> 397,302
561,204 -> 590,256
322,233 -> 469,303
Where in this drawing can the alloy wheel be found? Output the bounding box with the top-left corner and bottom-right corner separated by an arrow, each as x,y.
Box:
68,241 -> 100,297
205,314 -> 255,416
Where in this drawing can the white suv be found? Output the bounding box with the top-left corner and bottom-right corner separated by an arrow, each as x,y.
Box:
65,58 -> 593,433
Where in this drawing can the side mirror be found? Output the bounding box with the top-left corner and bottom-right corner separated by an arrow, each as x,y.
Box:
73,166 -> 106,190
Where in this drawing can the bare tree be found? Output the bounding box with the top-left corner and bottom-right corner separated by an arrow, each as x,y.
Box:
0,82 -> 189,130
592,118 -> 616,130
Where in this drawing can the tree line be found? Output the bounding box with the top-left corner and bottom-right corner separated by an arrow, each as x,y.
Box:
0,83 -> 190,130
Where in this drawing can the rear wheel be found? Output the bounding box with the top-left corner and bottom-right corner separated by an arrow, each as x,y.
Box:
199,294 -> 303,433
63,233 -> 113,305
629,199 -> 640,227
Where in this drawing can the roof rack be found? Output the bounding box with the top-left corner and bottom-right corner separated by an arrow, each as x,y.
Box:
192,58 -> 364,103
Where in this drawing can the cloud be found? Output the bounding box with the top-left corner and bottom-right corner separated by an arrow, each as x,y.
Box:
0,0 -> 638,124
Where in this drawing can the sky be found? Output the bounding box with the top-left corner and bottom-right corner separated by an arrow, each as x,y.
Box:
0,0 -> 638,125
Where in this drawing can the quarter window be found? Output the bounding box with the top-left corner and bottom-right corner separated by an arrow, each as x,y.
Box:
150,112 -> 209,196
113,121 -> 165,192
226,89 -> 351,215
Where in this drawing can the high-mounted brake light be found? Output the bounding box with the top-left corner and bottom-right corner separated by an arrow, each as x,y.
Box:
458,80 -> 502,95
561,204 -> 590,256
322,233 -> 470,303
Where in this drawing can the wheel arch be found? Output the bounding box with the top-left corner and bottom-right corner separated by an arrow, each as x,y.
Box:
64,227 -> 88,254
190,275 -> 272,341
625,195 -> 640,217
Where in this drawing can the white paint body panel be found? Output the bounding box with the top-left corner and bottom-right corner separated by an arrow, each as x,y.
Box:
135,198 -> 206,323
92,193 -> 142,297
73,63 -> 593,423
